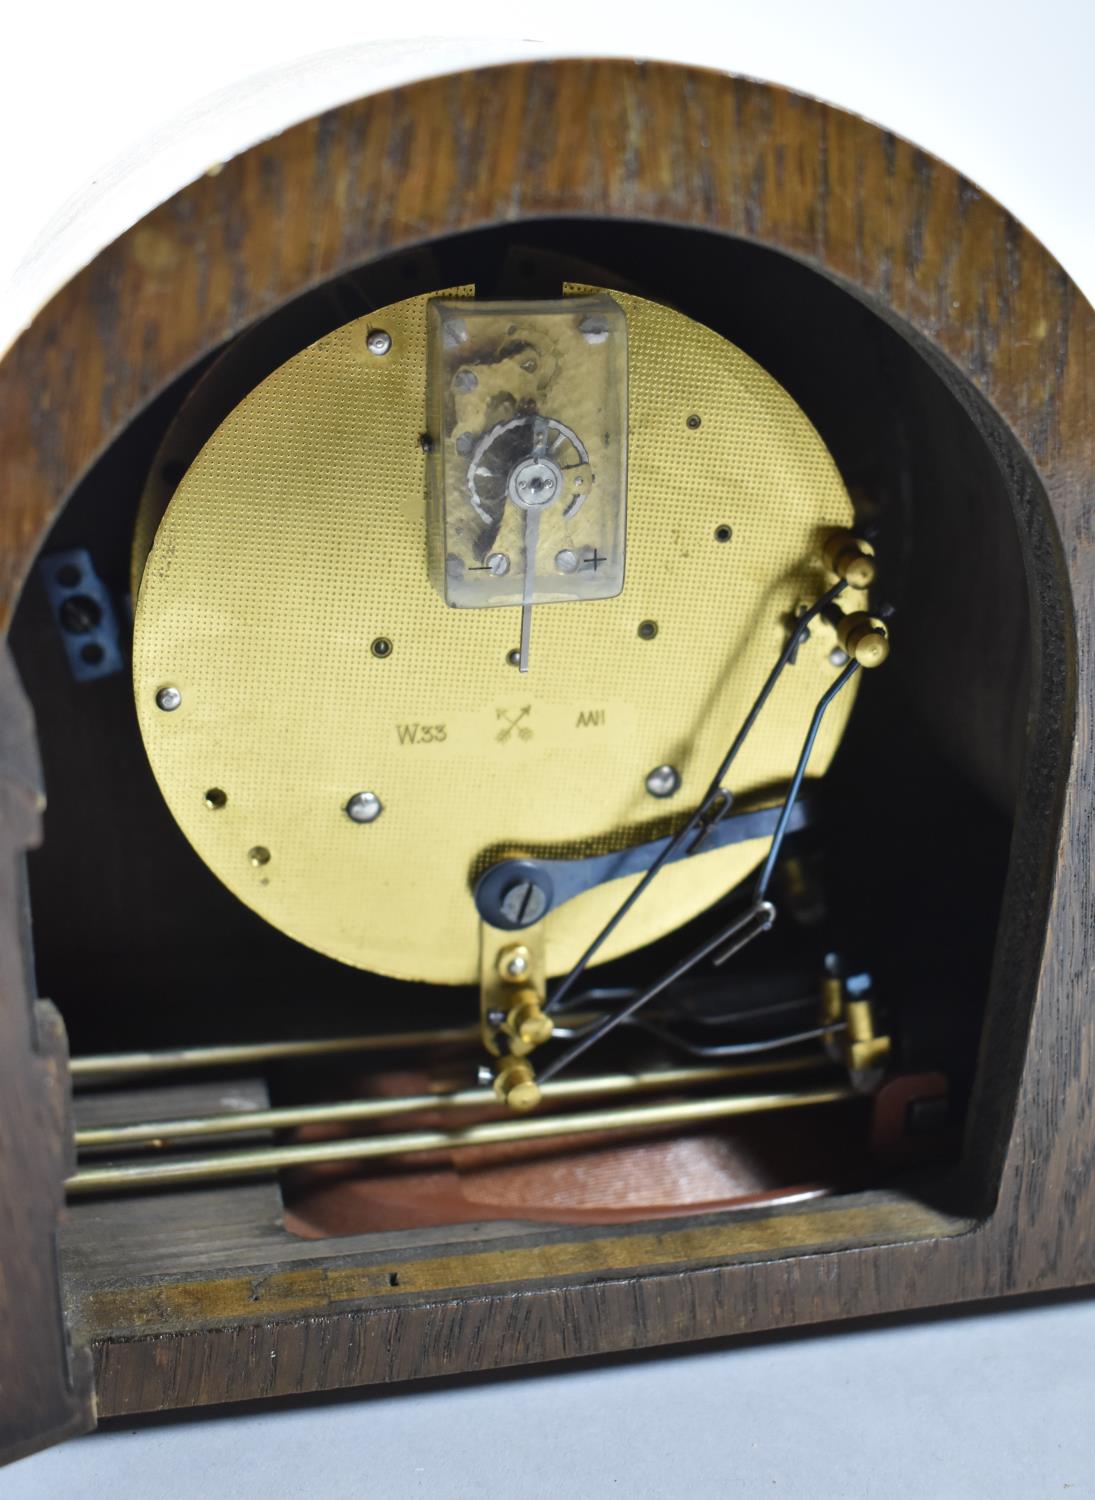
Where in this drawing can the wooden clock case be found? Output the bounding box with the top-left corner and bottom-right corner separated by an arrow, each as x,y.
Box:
0,57 -> 1091,1465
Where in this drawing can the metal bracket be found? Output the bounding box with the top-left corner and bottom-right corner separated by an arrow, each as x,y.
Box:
474,799 -> 812,930
40,548 -> 124,682
820,959 -> 891,1091
479,920 -> 553,1110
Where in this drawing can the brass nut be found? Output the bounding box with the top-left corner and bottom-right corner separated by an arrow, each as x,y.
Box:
497,945 -> 532,983
493,1056 -> 541,1112
838,549 -> 877,590
501,987 -> 554,1056
850,626 -> 889,668
512,997 -> 554,1048
823,530 -> 877,589
837,611 -> 890,668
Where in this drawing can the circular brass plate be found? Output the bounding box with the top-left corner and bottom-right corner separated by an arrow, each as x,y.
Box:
132,288 -> 862,984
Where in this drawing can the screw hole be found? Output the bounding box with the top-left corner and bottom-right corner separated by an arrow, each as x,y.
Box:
55,563 -> 82,589
371,637 -> 393,659
714,524 -> 733,543
79,642 -> 104,666
60,594 -> 103,634
204,788 -> 228,810
637,619 -> 659,640
248,846 -> 271,867
388,1272 -> 401,1287
686,414 -> 702,430
160,459 -> 187,491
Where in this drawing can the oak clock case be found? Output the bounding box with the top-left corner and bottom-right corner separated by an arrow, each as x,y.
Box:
0,60 -> 1084,1467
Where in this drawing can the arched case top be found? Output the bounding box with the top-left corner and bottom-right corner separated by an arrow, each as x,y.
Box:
0,58 -> 1090,1461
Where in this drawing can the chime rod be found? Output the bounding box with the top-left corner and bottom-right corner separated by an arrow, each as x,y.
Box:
66,1083 -> 856,1196
69,1026 -> 483,1083
74,1054 -> 829,1149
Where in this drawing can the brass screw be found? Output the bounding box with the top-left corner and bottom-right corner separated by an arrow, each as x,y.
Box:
493,1056 -> 541,1112
837,612 -> 890,668
510,994 -> 554,1049
823,530 -> 877,589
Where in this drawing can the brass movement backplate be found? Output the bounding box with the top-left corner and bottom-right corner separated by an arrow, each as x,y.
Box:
132,286 -> 864,985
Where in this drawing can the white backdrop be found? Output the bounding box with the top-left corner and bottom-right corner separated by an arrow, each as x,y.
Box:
2,0 -> 1094,353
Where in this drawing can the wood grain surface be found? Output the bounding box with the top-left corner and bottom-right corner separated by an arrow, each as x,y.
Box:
0,60 -> 1091,1431
0,653 -> 94,1460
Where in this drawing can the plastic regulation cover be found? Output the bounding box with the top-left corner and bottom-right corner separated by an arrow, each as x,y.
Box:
426,295 -> 628,608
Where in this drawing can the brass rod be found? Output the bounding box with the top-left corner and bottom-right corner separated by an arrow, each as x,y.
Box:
65,1085 -> 856,1196
74,1055 -> 827,1149
69,1027 -> 482,1082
